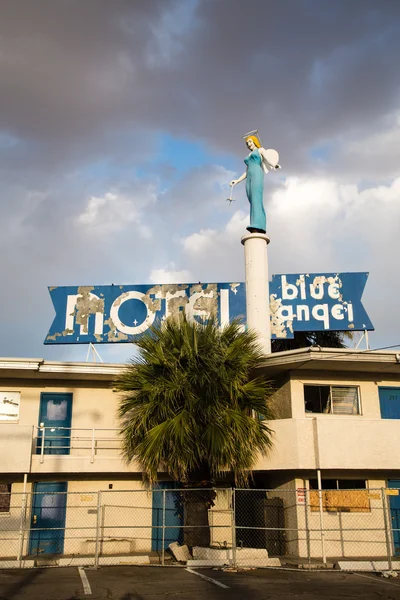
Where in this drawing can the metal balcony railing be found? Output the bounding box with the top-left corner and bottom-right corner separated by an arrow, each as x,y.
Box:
35,427 -> 121,464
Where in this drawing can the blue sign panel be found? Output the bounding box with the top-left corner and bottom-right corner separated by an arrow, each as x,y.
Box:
45,272 -> 373,344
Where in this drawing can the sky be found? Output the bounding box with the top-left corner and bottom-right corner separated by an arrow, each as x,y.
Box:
1,0 -> 400,363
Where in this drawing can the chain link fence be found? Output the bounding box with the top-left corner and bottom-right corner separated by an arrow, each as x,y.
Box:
1,486 -> 399,569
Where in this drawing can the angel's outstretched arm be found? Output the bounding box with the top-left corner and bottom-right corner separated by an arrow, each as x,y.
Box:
230,172 -> 246,186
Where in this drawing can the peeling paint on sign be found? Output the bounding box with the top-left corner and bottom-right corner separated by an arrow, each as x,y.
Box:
45,273 -> 373,344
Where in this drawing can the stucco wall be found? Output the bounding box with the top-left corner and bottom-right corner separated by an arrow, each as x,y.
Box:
0,481 -> 33,559
0,425 -> 33,473
0,380 -> 118,431
269,377 -> 292,419
0,379 -> 123,474
64,480 -> 153,555
1,372 -> 400,475
0,480 -> 153,558
254,419 -> 316,471
290,372 -> 400,419
266,479 -> 300,556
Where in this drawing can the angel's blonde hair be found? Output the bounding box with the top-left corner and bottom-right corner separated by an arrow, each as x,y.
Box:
245,135 -> 261,148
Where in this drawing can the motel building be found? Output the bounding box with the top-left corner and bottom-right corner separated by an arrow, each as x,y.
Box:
1,347 -> 400,567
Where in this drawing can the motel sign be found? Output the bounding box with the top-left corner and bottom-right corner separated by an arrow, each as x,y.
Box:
45,272 -> 373,344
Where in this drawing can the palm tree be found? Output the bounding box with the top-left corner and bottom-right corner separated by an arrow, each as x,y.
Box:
115,314 -> 275,548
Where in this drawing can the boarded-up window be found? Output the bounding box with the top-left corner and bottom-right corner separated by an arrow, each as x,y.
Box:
309,480 -> 369,513
0,484 -> 11,513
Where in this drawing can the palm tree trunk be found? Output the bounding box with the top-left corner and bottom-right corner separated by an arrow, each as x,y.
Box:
182,469 -> 216,548
183,491 -> 212,548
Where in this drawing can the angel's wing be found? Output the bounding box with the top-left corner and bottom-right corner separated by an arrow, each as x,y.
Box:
261,148 -> 280,174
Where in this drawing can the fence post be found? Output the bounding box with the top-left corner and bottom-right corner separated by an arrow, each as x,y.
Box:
17,474 -> 28,565
162,489 -> 166,566
305,488 -> 311,565
90,429 -> 95,464
381,488 -> 393,571
231,488 -> 237,568
94,490 -> 102,568
317,470 -> 326,564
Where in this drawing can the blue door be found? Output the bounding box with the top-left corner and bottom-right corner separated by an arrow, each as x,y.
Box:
152,483 -> 183,551
29,482 -> 68,555
388,481 -> 400,556
379,387 -> 400,419
36,393 -> 73,455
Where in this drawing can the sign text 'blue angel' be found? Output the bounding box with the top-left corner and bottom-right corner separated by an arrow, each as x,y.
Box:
45,272 -> 373,344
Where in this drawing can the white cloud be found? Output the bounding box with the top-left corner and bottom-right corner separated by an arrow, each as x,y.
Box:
183,211 -> 249,256
268,175 -> 400,270
266,175 -> 400,348
182,228 -> 215,255
159,164 -> 235,228
149,265 -> 193,283
179,211 -> 249,282
76,188 -> 157,235
1,1 -> 400,362
175,175 -> 400,348
326,111 -> 400,180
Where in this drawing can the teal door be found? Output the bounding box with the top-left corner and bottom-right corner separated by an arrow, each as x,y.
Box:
36,393 -> 73,455
29,482 -> 68,555
388,481 -> 400,555
152,483 -> 183,551
379,387 -> 400,419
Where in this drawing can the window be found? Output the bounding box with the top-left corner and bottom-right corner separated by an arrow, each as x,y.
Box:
0,484 -> 11,513
0,392 -> 20,421
309,479 -> 369,513
304,385 -> 360,415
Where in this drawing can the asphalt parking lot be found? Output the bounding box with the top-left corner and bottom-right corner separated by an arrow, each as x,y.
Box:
1,566 -> 400,600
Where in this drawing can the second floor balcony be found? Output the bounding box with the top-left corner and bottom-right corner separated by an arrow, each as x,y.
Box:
31,426 -> 141,473
2,416 -> 400,474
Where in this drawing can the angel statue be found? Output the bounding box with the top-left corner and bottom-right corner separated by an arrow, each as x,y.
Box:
229,130 -> 280,234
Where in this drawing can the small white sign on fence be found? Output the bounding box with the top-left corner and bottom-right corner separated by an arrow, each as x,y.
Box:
296,487 -> 306,505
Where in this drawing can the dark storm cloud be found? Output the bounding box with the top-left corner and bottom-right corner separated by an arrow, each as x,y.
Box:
0,1 -> 166,138
1,0 -> 399,175
1,0 -> 399,360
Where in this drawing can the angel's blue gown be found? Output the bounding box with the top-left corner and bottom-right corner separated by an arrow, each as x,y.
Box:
244,149 -> 266,233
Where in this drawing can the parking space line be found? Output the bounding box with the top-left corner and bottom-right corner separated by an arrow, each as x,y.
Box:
78,567 -> 92,595
185,567 -> 229,589
352,572 -> 400,587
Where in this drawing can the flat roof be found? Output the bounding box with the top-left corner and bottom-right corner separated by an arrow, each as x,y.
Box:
0,358 -> 124,381
258,347 -> 400,377
0,348 -> 399,381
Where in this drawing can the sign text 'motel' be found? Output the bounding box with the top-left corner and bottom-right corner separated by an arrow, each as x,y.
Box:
45,272 -> 373,344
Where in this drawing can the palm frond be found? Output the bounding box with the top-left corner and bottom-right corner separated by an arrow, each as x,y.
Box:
115,313 -> 275,485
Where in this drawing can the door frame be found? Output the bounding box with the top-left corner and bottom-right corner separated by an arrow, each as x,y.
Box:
378,387 -> 400,419
151,482 -> 183,551
36,392 -> 73,455
28,481 -> 68,556
388,480 -> 400,556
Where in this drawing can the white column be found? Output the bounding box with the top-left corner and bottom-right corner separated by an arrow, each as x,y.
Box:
241,232 -> 271,355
